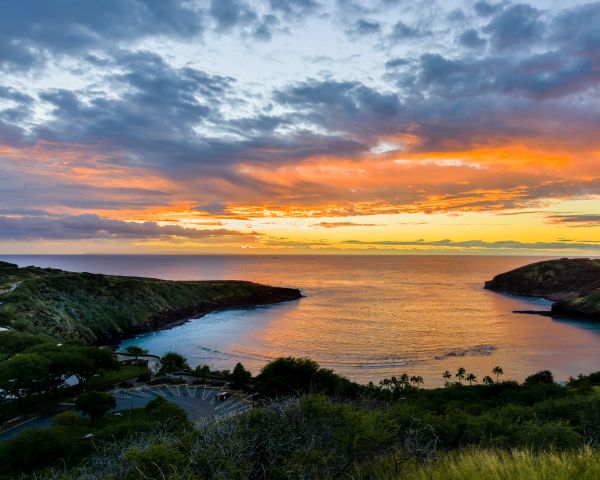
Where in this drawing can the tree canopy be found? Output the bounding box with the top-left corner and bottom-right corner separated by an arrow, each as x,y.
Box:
75,391 -> 116,425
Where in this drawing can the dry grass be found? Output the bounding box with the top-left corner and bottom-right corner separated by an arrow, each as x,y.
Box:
397,448 -> 600,480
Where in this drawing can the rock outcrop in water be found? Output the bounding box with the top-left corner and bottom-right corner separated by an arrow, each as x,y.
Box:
484,258 -> 600,321
0,261 -> 302,343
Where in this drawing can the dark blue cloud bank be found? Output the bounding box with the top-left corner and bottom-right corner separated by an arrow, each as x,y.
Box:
0,213 -> 253,240
0,0 -> 598,242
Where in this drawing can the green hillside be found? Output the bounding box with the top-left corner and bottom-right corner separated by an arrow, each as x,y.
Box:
485,258 -> 600,320
0,261 -> 301,343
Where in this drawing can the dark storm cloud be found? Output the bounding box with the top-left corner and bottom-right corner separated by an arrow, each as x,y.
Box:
275,79 -> 401,139
276,80 -> 400,116
473,1 -> 503,17
0,213 -> 253,240
458,29 -> 486,49
0,0 -> 204,70
0,0 -> 325,71
32,51 -> 234,166
273,46 -> 598,153
551,2 -> 600,55
207,0 -> 320,39
0,121 -> 29,147
0,0 -> 599,222
258,2 -> 596,158
9,2 -> 597,191
484,3 -> 545,50
385,58 -> 410,69
0,168 -> 172,211
413,51 -> 599,100
252,15 -> 281,41
0,86 -> 33,105
12,51 -> 367,186
208,0 -> 281,40
390,20 -> 427,41
5,1 -> 598,169
350,19 -> 382,36
210,0 -> 255,31
269,0 -> 321,19
0,87 -> 34,136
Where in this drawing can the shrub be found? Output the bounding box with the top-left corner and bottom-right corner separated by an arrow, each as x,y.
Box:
137,369 -> 152,382
124,442 -> 188,479
230,362 -> 252,387
524,370 -> 554,386
0,427 -> 89,475
159,352 -> 190,374
515,421 -> 582,450
145,396 -> 188,423
255,357 -> 357,397
53,410 -> 83,427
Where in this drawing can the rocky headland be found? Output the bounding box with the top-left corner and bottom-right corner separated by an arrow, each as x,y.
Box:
484,258 -> 600,321
0,261 -> 302,343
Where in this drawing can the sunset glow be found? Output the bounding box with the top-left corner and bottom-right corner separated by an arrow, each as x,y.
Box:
1,0 -> 599,254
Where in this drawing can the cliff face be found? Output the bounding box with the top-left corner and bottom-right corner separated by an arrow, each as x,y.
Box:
0,263 -> 302,343
484,258 -> 600,321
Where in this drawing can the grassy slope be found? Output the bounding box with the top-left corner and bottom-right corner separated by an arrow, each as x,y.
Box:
0,261 -> 300,343
391,449 -> 600,480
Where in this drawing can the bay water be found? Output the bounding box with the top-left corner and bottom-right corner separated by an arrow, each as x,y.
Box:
3,255 -> 600,385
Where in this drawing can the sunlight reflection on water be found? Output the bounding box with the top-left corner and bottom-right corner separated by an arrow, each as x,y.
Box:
4,254 -> 600,385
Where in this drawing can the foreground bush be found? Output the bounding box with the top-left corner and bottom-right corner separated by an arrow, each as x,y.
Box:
254,357 -> 358,397
26,389 -> 600,480
5,362 -> 600,478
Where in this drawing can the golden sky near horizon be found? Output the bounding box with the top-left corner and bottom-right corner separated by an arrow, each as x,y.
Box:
0,0 -> 599,254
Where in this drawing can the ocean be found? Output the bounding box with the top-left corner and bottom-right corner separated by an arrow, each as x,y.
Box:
3,254 -> 600,386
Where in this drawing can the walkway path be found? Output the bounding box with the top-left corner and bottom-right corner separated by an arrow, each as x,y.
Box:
0,282 -> 20,324
116,353 -> 161,374
0,281 -> 21,296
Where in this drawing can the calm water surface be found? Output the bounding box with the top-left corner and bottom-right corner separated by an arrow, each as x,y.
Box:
3,255 -> 600,385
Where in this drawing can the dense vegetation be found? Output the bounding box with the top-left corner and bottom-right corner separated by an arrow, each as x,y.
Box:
485,258 -> 600,319
1,259 -> 599,478
0,396 -> 189,478
1,350 -> 598,479
0,261 -> 301,343
0,332 -> 120,403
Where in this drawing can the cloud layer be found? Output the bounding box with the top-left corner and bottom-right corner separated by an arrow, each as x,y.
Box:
0,0 -> 599,249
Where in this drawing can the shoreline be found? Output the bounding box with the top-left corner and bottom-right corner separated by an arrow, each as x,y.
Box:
104,294 -> 304,349
484,258 -> 600,322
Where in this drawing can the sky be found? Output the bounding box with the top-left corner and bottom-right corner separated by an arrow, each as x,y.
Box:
0,0 -> 599,255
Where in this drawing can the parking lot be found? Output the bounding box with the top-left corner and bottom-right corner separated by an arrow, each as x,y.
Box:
111,384 -> 253,423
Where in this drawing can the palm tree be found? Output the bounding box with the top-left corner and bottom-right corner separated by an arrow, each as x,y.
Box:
492,366 -> 504,383
442,370 -> 452,386
456,367 -> 466,384
465,373 -> 477,385
379,378 -> 391,391
400,373 -> 410,389
410,375 -> 424,388
482,375 -> 494,385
